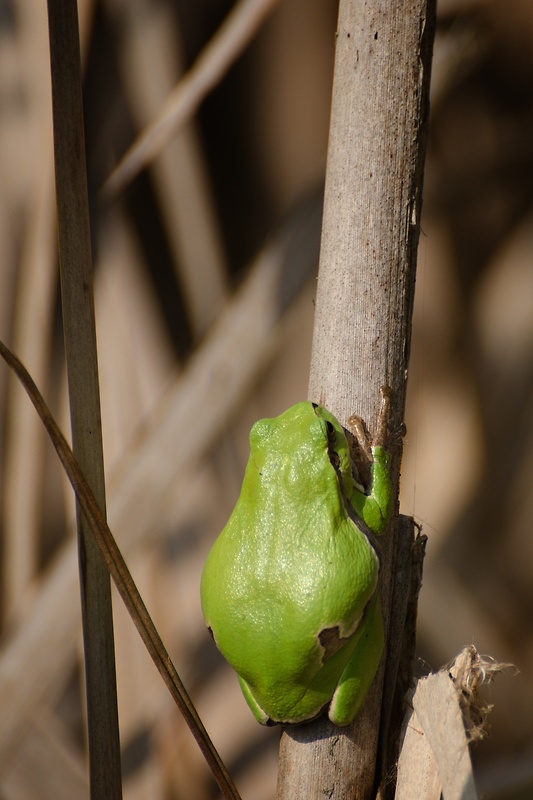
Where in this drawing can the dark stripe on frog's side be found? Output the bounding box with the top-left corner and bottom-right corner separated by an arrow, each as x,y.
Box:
318,406 -> 383,563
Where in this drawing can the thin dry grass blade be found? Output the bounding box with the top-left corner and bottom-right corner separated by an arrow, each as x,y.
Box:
104,0 -> 281,197
0,339 -> 243,800
47,0 -> 121,795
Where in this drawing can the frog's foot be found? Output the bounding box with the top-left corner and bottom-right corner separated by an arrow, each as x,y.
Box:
238,676 -> 272,725
347,413 -> 373,462
348,385 -> 394,454
348,387 -> 394,489
373,385 -> 392,448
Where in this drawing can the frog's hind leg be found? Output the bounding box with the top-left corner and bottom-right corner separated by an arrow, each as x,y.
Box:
327,592 -> 384,726
237,676 -> 272,725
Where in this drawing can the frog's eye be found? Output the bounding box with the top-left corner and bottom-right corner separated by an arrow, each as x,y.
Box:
326,421 -> 337,445
326,422 -> 341,470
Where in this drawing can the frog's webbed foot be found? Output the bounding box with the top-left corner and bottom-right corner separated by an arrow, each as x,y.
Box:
348,386 -> 391,451
347,386 -> 405,490
347,413 -> 372,461
377,385 -> 406,447
349,386 -> 405,449
373,385 -> 391,447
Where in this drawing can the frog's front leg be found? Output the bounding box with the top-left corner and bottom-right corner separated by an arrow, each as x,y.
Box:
327,591 -> 384,726
348,387 -> 395,535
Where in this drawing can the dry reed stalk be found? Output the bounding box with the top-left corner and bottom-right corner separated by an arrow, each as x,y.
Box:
277,1 -> 436,797
46,0 -> 122,795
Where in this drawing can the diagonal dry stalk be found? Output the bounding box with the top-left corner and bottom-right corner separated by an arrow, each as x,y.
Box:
104,0 -> 281,197
0,339 -> 243,800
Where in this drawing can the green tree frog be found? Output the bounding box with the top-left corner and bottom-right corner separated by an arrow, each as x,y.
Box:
201,388 -> 395,726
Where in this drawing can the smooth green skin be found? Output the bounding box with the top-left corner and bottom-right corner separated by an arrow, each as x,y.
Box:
201,401 -> 393,726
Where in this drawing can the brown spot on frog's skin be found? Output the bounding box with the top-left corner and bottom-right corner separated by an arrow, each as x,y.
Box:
318,589 -> 379,662
318,626 -> 353,661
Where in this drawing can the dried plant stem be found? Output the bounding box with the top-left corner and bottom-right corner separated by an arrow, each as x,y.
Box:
277,1 -> 436,798
46,0 -> 121,796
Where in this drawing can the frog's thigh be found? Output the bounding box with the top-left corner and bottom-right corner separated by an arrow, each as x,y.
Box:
238,676 -> 270,725
328,593 -> 384,726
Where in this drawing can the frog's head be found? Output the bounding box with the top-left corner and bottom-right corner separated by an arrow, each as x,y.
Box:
248,402 -> 355,500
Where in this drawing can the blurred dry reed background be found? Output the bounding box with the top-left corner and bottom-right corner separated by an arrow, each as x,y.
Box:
0,0 -> 532,798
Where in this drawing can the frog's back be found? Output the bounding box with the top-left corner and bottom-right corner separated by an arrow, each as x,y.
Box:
201,493 -> 379,699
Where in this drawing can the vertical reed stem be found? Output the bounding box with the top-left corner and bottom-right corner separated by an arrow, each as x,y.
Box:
46,1 -> 122,796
